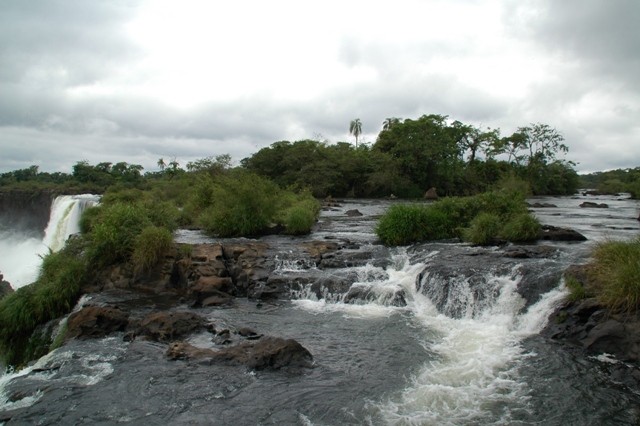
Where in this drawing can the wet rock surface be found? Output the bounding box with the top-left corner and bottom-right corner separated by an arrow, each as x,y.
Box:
542,266 -> 640,389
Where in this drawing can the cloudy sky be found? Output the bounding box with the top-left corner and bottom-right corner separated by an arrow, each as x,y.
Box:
1,0 -> 638,174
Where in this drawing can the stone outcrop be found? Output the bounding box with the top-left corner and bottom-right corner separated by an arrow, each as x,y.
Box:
580,201 -> 609,208
423,187 -> 438,200
65,306 -> 129,340
539,225 -> 587,241
137,311 -> 207,341
542,266 -> 640,388
167,337 -> 313,370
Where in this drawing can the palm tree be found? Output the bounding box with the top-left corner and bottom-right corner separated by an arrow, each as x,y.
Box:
382,117 -> 401,131
349,118 -> 362,148
157,158 -> 166,172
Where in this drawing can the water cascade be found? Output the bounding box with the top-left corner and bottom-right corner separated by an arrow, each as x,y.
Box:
0,194 -> 99,289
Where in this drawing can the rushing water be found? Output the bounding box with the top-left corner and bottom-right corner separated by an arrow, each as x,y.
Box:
1,194 -> 639,425
0,194 -> 99,289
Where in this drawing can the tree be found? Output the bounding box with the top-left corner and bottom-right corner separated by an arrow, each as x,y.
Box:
350,118 -> 362,148
157,158 -> 166,172
382,117 -> 401,131
451,121 -> 501,164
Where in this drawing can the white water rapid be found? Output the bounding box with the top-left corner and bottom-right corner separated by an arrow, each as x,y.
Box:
0,194 -> 99,289
292,249 -> 567,425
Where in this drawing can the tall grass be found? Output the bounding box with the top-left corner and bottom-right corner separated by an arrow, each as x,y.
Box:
500,213 -> 542,242
0,247 -> 86,366
586,237 -> 640,313
132,226 -> 174,270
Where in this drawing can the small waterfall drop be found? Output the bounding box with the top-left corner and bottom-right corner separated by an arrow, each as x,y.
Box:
0,194 -> 99,289
291,248 -> 568,424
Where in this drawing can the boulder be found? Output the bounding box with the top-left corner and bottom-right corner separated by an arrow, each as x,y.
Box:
188,276 -> 234,307
423,187 -> 438,200
579,201 -> 609,208
167,337 -> 313,370
138,311 -> 206,342
65,306 -> 129,340
527,202 -> 558,208
345,209 -> 363,217
539,225 -> 587,241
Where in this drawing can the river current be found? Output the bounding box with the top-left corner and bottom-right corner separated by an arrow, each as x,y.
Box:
1,193 -> 639,425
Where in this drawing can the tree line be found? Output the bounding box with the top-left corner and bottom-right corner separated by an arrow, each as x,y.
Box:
1,114 -> 580,198
243,115 -> 579,197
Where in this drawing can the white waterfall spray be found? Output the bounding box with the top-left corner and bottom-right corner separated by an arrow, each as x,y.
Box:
0,194 -> 99,289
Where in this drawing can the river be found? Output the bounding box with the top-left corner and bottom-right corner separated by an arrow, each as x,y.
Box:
1,193 -> 639,425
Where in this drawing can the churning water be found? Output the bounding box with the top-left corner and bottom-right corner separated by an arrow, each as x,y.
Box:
1,194 -> 640,425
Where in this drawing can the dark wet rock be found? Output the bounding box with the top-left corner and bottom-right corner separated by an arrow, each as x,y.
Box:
0,274 -> 13,300
345,209 -> 364,217
301,241 -> 339,260
543,299 -> 640,362
423,187 -> 438,200
222,242 -> 271,297
343,283 -> 407,307
539,225 -> 587,241
502,245 -> 558,259
138,311 -> 207,342
188,276 -> 234,307
580,201 -> 609,208
66,306 -> 129,340
527,202 -> 558,208
319,245 -> 390,269
167,337 -> 313,370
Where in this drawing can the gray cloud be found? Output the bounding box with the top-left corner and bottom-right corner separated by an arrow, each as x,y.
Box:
1,0 -> 639,175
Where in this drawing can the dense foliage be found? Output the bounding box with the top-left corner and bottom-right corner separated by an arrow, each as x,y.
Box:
579,167 -> 640,198
241,116 -> 579,198
375,186 -> 539,246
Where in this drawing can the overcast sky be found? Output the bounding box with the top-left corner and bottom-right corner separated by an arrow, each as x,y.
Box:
1,0 -> 638,175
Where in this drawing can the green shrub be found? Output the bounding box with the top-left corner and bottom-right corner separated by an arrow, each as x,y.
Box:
132,226 -> 174,270
79,205 -> 101,234
586,237 -> 640,313
464,213 -> 500,245
87,202 -> 152,268
376,204 -> 451,245
283,206 -> 317,235
500,213 -> 542,242
197,172 -> 281,237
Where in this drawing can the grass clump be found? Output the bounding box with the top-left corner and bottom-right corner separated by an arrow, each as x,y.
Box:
132,226 -> 174,270
376,204 -> 450,245
565,276 -> 589,302
500,213 -> 542,242
586,237 -> 640,313
464,213 -> 501,245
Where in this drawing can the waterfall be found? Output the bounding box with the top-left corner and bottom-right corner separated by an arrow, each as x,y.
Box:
0,194 -> 99,289
290,248 -> 568,425
41,195 -> 100,252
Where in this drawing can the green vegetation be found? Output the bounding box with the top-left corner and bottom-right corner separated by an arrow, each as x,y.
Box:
375,188 -> 539,246
500,214 -> 542,242
464,213 -> 501,245
240,116 -> 578,198
565,276 -> 589,302
585,237 -> 640,313
0,244 -> 86,366
579,167 -> 640,198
